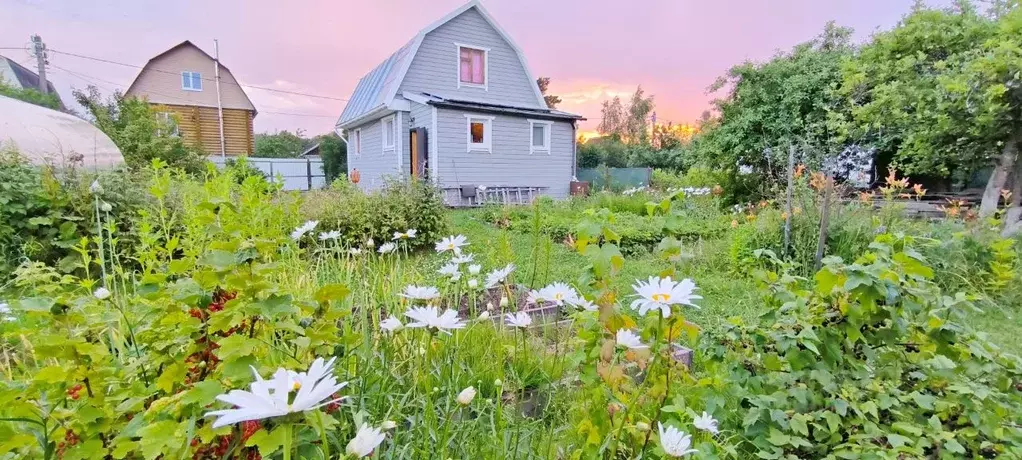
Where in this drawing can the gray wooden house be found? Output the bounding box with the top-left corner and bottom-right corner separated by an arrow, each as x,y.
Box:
335,0 -> 584,206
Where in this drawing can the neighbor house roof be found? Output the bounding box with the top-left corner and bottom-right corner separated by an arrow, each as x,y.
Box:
0,94 -> 124,168
336,0 -> 550,129
125,40 -> 257,113
0,55 -> 65,109
403,91 -> 584,122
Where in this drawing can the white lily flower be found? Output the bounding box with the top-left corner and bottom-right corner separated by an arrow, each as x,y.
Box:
505,311 -> 532,328
93,287 -> 111,300
204,357 -> 347,429
435,235 -> 468,255
693,411 -> 720,434
630,276 -> 702,318
377,242 -> 397,254
404,306 -> 466,334
456,386 -> 477,405
615,329 -> 648,350
319,230 -> 341,241
380,317 -> 403,332
468,264 -> 482,275
399,285 -> 440,301
345,423 -> 387,458
484,264 -> 516,288
659,423 -> 698,457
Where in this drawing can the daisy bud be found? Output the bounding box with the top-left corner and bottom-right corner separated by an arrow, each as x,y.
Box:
89,180 -> 102,194
494,379 -> 502,387
366,238 -> 375,248
100,202 -> 112,212
381,421 -> 397,430
468,279 -> 479,289
486,302 -> 494,310
93,287 -> 111,300
468,264 -> 481,275
499,296 -> 509,308
635,422 -> 650,432
477,311 -> 489,321
457,386 -> 477,406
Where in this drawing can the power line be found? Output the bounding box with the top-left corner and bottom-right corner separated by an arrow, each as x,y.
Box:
261,110 -> 337,118
49,48 -> 349,101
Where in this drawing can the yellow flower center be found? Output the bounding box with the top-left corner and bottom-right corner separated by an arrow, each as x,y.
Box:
652,293 -> 671,303
447,244 -> 455,249
554,293 -> 564,300
292,382 -> 301,391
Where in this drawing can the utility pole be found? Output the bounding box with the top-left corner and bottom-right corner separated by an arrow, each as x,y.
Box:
213,39 -> 227,159
31,35 -> 48,94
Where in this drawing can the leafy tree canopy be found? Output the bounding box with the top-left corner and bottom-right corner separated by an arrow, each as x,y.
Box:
254,129 -> 308,158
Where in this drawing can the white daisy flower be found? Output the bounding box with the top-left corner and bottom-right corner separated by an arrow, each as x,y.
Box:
349,247 -> 364,256
399,285 -> 440,301
345,423 -> 387,458
484,264 -> 516,288
89,180 -> 103,194
629,277 -> 702,318
450,253 -> 475,265
567,297 -> 599,312
380,317 -> 403,332
468,264 -> 482,275
658,423 -> 698,457
404,306 -> 466,334
527,282 -> 579,306
291,220 -> 319,241
435,235 -> 468,255
377,242 -> 397,254
204,357 -> 347,429
693,411 -> 719,434
392,229 -> 418,240
93,287 -> 111,300
438,263 -> 461,279
505,311 -> 532,328
615,329 -> 648,350
319,230 -> 341,241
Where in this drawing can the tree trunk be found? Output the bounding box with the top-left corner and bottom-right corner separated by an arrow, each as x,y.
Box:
980,129 -> 1021,218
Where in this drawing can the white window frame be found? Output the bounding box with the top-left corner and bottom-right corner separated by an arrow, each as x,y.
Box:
381,115 -> 396,152
353,128 -> 362,157
528,119 -> 553,155
181,71 -> 202,91
456,43 -> 489,91
464,114 -> 494,153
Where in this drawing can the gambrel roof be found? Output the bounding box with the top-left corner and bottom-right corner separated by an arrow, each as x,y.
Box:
336,0 -> 548,129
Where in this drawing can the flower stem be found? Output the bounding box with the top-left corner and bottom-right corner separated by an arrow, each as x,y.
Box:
282,423 -> 292,460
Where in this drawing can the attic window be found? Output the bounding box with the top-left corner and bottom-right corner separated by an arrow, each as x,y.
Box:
181,71 -> 202,91
458,45 -> 488,89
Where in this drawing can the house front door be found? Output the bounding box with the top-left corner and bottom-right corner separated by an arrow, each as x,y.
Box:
409,128 -> 428,178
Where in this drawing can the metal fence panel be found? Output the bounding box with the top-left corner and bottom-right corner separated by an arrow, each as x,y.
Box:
576,167 -> 652,190
208,156 -> 326,191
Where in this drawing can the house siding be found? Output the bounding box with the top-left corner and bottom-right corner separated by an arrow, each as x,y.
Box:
155,104 -> 253,155
348,116 -> 400,191
125,44 -> 255,111
434,107 -> 573,201
398,8 -> 542,109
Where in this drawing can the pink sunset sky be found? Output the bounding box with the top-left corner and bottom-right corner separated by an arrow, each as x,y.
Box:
1,0 -> 947,135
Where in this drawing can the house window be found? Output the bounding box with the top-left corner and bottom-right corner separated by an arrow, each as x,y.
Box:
156,112 -> 180,137
354,129 -> 362,157
457,45 -> 488,89
181,71 -> 202,91
529,120 -> 552,154
382,116 -> 396,151
464,114 -> 494,153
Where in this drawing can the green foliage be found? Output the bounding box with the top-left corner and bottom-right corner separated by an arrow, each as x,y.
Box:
0,77 -> 62,110
694,23 -> 852,189
73,86 -> 205,173
254,129 -> 308,158
300,178 -> 448,250
223,157 -> 267,183
317,133 -> 347,182
702,236 -> 1022,457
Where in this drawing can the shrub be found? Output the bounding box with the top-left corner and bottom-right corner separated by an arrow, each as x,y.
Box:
700,236 -> 1022,457
301,178 -> 448,250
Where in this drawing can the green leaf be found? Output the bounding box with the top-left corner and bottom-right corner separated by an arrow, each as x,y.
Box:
199,250 -> 237,271
789,414 -> 810,436
887,433 -> 911,448
944,439 -> 965,454
181,380 -> 223,406
766,428 -> 791,446
910,392 -> 935,410
216,335 -> 261,361
253,294 -> 294,317
16,297 -> 54,312
138,420 -> 180,460
245,425 -> 287,456
34,365 -> 69,384
156,362 -> 187,394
